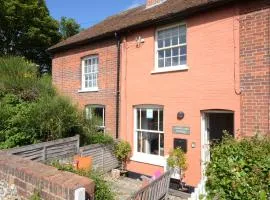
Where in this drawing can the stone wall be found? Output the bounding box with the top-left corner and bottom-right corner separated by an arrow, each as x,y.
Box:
0,180 -> 21,200
0,152 -> 95,200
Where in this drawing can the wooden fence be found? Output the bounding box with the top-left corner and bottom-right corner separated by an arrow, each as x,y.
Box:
80,144 -> 119,173
6,135 -> 119,173
6,135 -> 80,162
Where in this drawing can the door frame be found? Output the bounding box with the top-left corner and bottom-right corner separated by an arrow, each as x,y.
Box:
200,110 -> 234,180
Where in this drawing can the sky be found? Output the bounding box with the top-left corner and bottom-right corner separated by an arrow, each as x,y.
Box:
46,0 -> 145,28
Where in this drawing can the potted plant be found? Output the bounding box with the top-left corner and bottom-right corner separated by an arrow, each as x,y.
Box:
114,140 -> 131,176
167,147 -> 188,191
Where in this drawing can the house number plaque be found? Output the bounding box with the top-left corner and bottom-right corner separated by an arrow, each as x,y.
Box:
172,126 -> 190,135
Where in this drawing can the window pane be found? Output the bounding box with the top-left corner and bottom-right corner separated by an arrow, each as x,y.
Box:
165,58 -> 171,67
172,47 -> 179,56
137,131 -> 142,152
158,50 -> 164,59
172,36 -> 178,46
142,132 -> 159,155
164,38 -> 170,47
165,49 -> 171,57
137,109 -> 140,129
160,134 -> 164,156
158,30 -> 165,39
92,107 -> 104,126
141,109 -> 159,131
171,27 -> 178,36
164,30 -> 170,38
180,55 -> 187,65
179,32 -> 186,44
180,45 -> 187,55
159,110 -> 163,131
88,59 -> 91,65
158,40 -> 163,48
172,57 -> 179,66
179,25 -> 186,34
85,80 -> 88,88
158,59 -> 164,68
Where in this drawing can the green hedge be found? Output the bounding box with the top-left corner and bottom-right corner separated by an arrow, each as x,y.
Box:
0,56 -> 113,148
206,134 -> 270,200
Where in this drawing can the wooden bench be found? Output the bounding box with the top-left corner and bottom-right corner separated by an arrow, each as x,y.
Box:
128,170 -> 172,200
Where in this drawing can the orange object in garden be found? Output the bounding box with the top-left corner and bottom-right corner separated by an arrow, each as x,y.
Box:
73,155 -> 92,170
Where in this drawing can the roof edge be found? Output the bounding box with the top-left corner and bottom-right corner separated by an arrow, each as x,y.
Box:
48,0 -> 237,53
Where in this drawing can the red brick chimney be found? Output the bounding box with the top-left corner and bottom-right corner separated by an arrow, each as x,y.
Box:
146,0 -> 166,7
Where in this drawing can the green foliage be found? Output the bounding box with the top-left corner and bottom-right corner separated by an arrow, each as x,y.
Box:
206,134 -> 270,200
29,191 -> 41,200
0,0 -> 61,67
114,141 -> 131,171
167,147 -> 187,172
167,147 -> 187,189
0,56 -> 114,148
51,162 -> 115,200
59,17 -> 82,40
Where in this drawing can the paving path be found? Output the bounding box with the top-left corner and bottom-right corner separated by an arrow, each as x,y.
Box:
104,174 -> 187,200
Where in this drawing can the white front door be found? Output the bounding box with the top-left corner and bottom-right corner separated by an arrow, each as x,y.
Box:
201,113 -> 210,180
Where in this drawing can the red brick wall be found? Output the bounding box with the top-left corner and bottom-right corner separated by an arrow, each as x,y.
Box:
0,152 -> 95,200
52,39 -> 117,138
239,1 -> 270,135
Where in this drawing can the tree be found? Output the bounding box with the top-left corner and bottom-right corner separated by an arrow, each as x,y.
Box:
59,17 -> 82,40
0,0 -> 61,67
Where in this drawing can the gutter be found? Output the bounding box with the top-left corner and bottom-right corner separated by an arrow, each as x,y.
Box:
115,32 -> 121,139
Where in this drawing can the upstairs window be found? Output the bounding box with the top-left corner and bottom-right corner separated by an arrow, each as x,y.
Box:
155,24 -> 187,72
85,105 -> 105,131
81,56 -> 98,91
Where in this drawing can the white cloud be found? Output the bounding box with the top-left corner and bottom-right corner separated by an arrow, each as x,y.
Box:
127,0 -> 145,9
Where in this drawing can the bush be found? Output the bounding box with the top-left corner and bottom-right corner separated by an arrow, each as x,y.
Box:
114,141 -> 131,171
0,56 -> 113,148
206,134 -> 270,200
51,162 -> 115,200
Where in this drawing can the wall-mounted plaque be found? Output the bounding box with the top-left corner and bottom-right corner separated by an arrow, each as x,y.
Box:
172,126 -> 190,135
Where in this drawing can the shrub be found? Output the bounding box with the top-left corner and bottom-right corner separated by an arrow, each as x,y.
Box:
51,162 -> 115,200
0,56 -> 113,148
206,134 -> 270,200
114,141 -> 131,171
167,147 -> 187,189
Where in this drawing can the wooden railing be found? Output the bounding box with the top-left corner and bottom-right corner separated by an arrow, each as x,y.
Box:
129,170 -> 172,200
6,135 -> 80,162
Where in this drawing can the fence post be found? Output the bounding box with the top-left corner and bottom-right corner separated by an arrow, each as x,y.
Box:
43,145 -> 47,162
76,135 -> 80,154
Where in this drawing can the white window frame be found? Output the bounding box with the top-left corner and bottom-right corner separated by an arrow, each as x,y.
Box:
152,23 -> 188,74
79,55 -> 99,92
131,105 -> 166,167
85,105 -> 105,131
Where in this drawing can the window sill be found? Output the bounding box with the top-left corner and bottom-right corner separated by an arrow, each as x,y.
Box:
131,153 -> 166,167
151,66 -> 189,74
78,88 -> 99,93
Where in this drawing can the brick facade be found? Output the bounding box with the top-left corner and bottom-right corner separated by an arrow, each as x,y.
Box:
52,39 -> 118,138
239,1 -> 270,136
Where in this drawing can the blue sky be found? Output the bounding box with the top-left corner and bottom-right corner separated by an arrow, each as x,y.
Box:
46,0 -> 145,28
